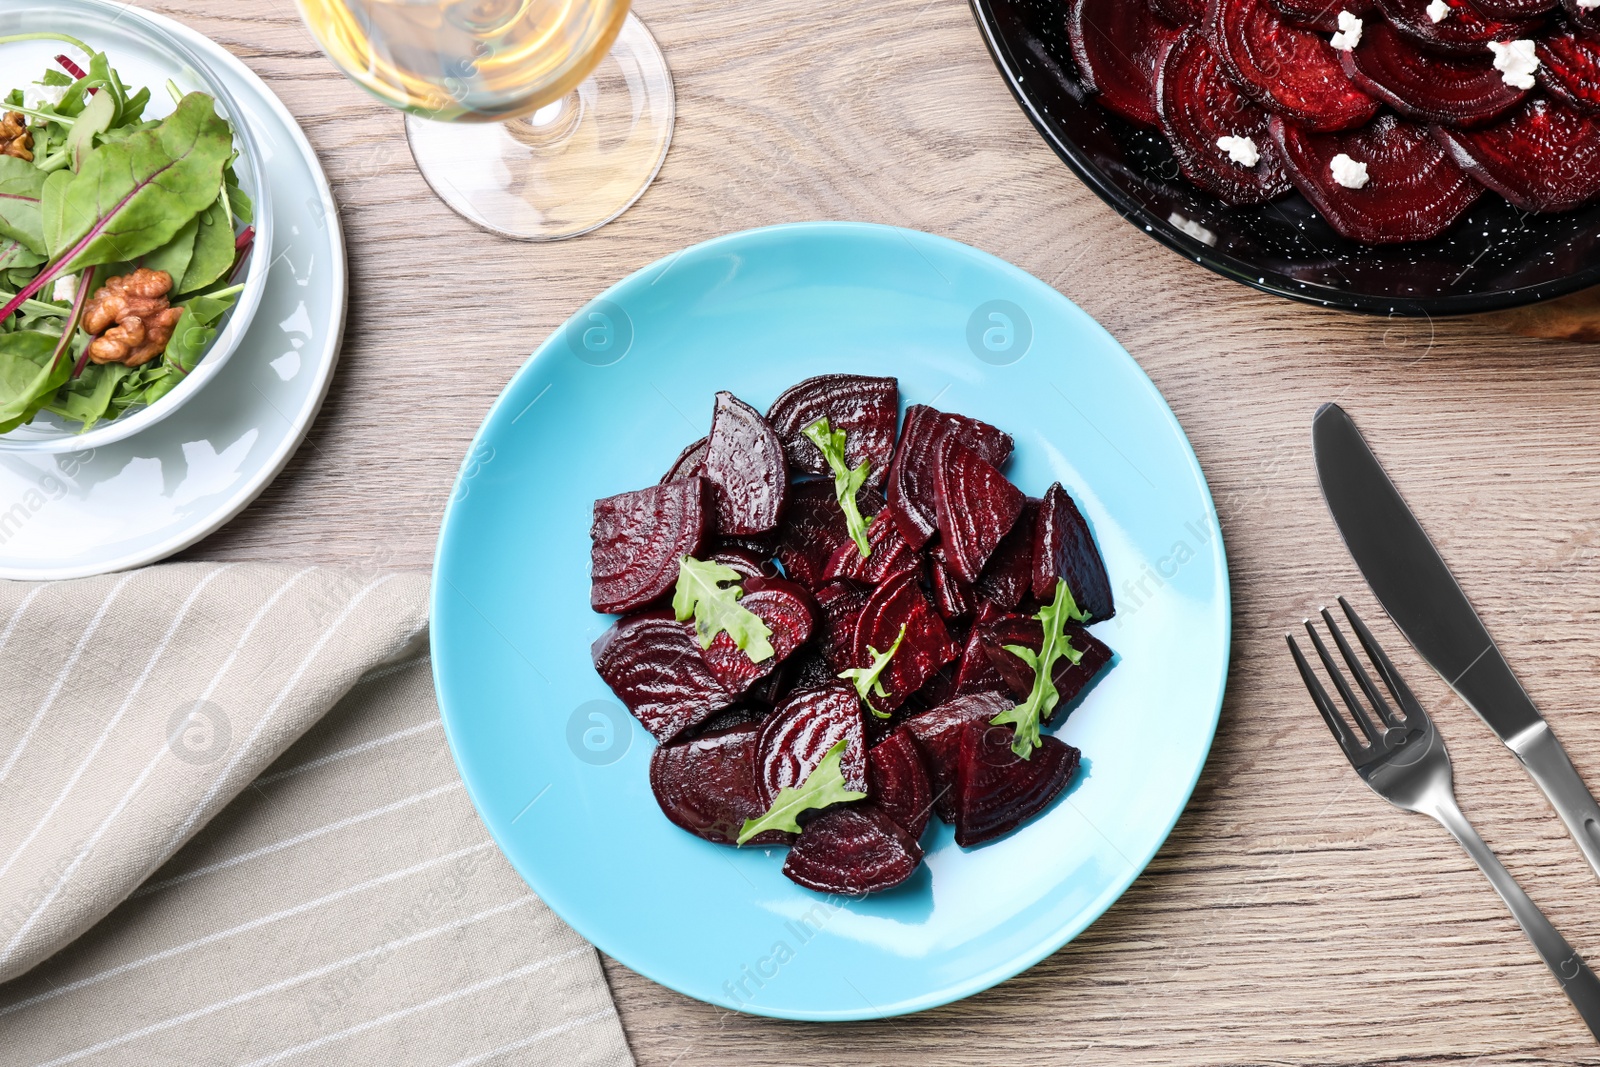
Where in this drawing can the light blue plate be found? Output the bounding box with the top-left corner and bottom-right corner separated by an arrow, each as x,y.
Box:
431,222 -> 1230,1021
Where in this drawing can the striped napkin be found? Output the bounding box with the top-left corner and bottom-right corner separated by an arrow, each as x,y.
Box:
0,564 -> 632,1067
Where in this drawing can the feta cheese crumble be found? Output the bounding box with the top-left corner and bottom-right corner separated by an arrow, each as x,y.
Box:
1489,39 -> 1539,90
51,275 -> 77,303
1330,153 -> 1369,190
1426,0 -> 1451,21
1330,11 -> 1364,51
1216,135 -> 1261,167
1579,0 -> 1598,9
24,82 -> 66,111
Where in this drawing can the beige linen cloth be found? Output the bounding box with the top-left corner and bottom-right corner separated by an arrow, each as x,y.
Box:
0,563 -> 633,1067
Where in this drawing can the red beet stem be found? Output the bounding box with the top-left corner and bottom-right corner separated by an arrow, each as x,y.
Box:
55,54 -> 88,79
228,226 -> 256,282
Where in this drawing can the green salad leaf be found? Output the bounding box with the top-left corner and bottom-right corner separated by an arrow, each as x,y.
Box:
802,417 -> 872,556
989,579 -> 1087,759
671,556 -> 775,662
0,157 -> 46,254
0,330 -> 72,433
737,740 -> 866,844
177,197 -> 234,295
838,623 -> 906,719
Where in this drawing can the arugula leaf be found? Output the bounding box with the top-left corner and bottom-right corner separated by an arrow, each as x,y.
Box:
736,740 -> 866,844
0,157 -> 46,254
989,579 -> 1087,759
0,331 -> 72,433
176,197 -> 233,295
801,417 -> 872,556
43,360 -> 129,431
671,556 -> 774,662
838,623 -> 906,719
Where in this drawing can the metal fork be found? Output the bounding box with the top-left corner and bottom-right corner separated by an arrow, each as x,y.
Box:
1289,597 -> 1600,1041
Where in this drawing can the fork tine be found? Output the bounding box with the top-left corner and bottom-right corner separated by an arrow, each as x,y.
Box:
1287,632 -> 1364,761
1303,618 -> 1386,746
1320,606 -> 1404,730
1337,596 -> 1428,725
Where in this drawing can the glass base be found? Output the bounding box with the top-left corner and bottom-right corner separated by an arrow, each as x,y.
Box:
403,13 -> 674,241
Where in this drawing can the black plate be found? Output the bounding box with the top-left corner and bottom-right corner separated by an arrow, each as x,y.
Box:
969,0 -> 1600,316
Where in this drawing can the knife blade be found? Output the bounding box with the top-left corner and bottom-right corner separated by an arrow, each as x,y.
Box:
1313,401 -> 1600,879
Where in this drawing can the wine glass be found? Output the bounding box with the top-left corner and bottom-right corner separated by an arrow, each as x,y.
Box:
295,0 -> 673,241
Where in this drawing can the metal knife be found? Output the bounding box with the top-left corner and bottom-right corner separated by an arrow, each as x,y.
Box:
1313,401 -> 1600,880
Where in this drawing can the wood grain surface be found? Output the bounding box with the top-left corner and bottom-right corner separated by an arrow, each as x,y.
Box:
141,0 -> 1600,1062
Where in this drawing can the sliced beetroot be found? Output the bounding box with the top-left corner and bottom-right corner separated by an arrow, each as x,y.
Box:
785,646 -> 841,695
903,690 -> 1015,822
1375,0 -> 1543,53
954,619 -> 1008,696
975,500 -> 1038,611
757,683 -> 869,803
815,578 -> 871,673
766,375 -> 899,489
710,546 -> 778,583
774,480 -> 882,589
1156,28 -> 1295,205
1271,114 -> 1482,243
1267,0 -> 1370,31
823,506 -> 920,585
887,406 -> 1015,549
1154,0 -> 1208,23
650,722 -> 788,845
1033,483 -> 1115,622
699,576 -> 817,696
703,391 -> 788,536
1472,0 -> 1556,15
1339,18 -> 1526,126
1207,0 -> 1380,131
954,722 -> 1081,848
660,436 -> 709,483
852,570 -> 962,712
981,614 -> 1114,724
1540,32 -> 1600,114
693,704 -> 765,735
1069,0 -> 1183,127
783,805 -> 924,894
592,611 -> 735,742
589,478 -> 710,615
869,727 -> 934,840
928,548 -> 975,620
934,437 -> 1028,585
1435,98 -> 1600,212
1563,0 -> 1600,35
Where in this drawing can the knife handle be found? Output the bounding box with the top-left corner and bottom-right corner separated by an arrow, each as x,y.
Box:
1512,721 -> 1600,882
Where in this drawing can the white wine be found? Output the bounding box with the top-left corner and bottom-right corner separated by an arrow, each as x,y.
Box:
296,0 -> 630,122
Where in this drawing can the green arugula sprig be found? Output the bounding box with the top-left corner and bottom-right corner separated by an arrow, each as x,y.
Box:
672,556 -> 775,662
737,740 -> 866,844
802,417 -> 872,556
838,623 -> 906,719
990,579 -> 1090,758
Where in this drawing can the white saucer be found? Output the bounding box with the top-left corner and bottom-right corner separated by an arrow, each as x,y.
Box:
0,11 -> 345,580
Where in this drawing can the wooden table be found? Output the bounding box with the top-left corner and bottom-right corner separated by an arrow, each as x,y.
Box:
155,0 -> 1600,1062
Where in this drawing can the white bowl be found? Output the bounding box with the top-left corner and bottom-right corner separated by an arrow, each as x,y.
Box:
0,0 -> 273,453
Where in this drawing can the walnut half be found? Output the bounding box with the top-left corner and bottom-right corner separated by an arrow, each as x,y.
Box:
0,112 -> 33,162
82,269 -> 186,368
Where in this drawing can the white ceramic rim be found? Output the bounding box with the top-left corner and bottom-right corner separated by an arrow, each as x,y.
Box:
0,0 -> 275,453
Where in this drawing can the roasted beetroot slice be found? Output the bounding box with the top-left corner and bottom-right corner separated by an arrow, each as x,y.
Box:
699,576 -> 817,696
887,406 -> 1015,549
774,481 -> 881,589
757,683 -> 868,803
1267,0 -> 1370,30
660,436 -> 709,483
928,548 -> 975,620
651,722 -> 789,845
1563,0 -> 1600,35
593,611 -> 735,742
903,691 -> 1014,822
1375,0 -> 1543,53
954,621 -> 1008,695
766,375 -> 899,489
1340,18 -> 1526,126
823,506 -> 920,585
814,578 -> 871,673
1069,0 -> 1183,127
703,391 -> 788,536
783,805 -> 923,894
589,478 -> 710,615
1154,0 -> 1207,24
1207,0 -> 1380,131
975,500 -> 1037,611
852,570 -> 961,712
1472,0 -> 1556,15
1541,32 -> 1600,114
981,615 -> 1114,724
934,438 -> 1027,585
710,547 -> 778,583
954,723 -> 1081,848
1271,114 -> 1482,243
869,727 -> 935,840
1434,98 -> 1600,211
1032,483 -> 1115,621
1156,29 -> 1294,204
